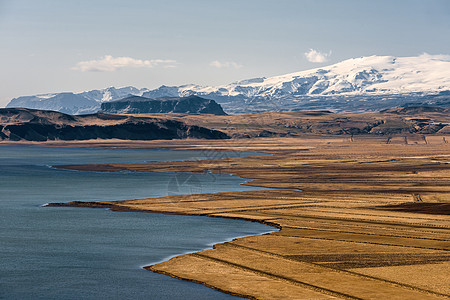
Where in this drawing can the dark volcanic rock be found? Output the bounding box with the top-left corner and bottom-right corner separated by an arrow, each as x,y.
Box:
0,108 -> 229,141
1,122 -> 229,141
100,95 -> 227,115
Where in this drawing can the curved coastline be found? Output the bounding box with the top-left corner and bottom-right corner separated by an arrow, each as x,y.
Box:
1,144 -> 281,299
46,200 -> 281,300
43,137 -> 450,299
45,147 -> 281,299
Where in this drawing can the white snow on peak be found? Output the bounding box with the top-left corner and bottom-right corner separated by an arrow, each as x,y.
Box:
34,93 -> 57,100
150,54 -> 450,100
80,86 -> 149,103
203,54 -> 450,97
6,54 -> 450,115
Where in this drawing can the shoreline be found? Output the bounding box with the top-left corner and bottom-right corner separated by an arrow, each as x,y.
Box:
45,201 -> 283,230
46,192 -> 450,299
36,137 -> 450,298
46,200 -> 281,300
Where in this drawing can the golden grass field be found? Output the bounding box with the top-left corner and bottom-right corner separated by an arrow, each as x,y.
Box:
46,135 -> 450,299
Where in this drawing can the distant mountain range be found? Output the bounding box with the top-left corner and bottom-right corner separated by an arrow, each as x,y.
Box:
6,54 -> 450,114
6,87 -> 148,115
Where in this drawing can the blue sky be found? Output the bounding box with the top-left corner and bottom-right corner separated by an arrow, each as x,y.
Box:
0,0 -> 449,106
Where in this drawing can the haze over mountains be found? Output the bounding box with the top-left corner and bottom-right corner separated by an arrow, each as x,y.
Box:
6,54 -> 450,115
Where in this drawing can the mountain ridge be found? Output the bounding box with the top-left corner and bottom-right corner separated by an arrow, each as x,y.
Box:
6,54 -> 450,114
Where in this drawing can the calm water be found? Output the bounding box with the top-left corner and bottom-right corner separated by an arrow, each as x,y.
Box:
0,145 -> 274,299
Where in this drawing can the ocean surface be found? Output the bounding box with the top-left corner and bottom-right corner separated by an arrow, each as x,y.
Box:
0,145 -> 274,299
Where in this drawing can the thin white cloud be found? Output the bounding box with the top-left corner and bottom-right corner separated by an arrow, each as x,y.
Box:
419,52 -> 450,61
209,60 -> 243,69
72,55 -> 177,72
304,49 -> 331,63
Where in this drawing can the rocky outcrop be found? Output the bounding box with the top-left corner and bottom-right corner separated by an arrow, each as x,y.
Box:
100,95 -> 226,115
0,108 -> 229,141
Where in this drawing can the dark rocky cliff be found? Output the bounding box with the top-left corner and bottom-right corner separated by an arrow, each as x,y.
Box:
0,108 -> 229,141
100,95 -> 227,115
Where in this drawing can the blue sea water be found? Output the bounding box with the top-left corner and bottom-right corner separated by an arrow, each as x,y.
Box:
0,145 -> 274,299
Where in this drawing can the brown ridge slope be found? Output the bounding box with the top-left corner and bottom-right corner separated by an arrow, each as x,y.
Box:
2,106 -> 450,141
124,106 -> 450,137
50,136 -> 450,299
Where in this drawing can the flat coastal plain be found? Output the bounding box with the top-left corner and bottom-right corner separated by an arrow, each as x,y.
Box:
50,136 -> 450,299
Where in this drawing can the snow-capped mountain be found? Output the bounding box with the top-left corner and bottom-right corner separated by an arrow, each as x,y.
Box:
80,86 -> 149,103
142,54 -> 450,113
6,54 -> 450,114
195,54 -> 450,98
6,87 -> 149,115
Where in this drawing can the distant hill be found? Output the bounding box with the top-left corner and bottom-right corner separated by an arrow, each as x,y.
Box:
100,95 -> 226,115
0,108 -> 229,141
6,54 -> 450,115
382,106 -> 450,115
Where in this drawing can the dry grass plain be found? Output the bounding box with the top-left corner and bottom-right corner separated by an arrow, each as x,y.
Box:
49,135 -> 450,299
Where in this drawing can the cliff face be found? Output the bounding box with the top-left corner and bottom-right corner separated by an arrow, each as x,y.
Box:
1,106 -> 449,142
100,95 -> 227,115
0,108 -> 229,141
